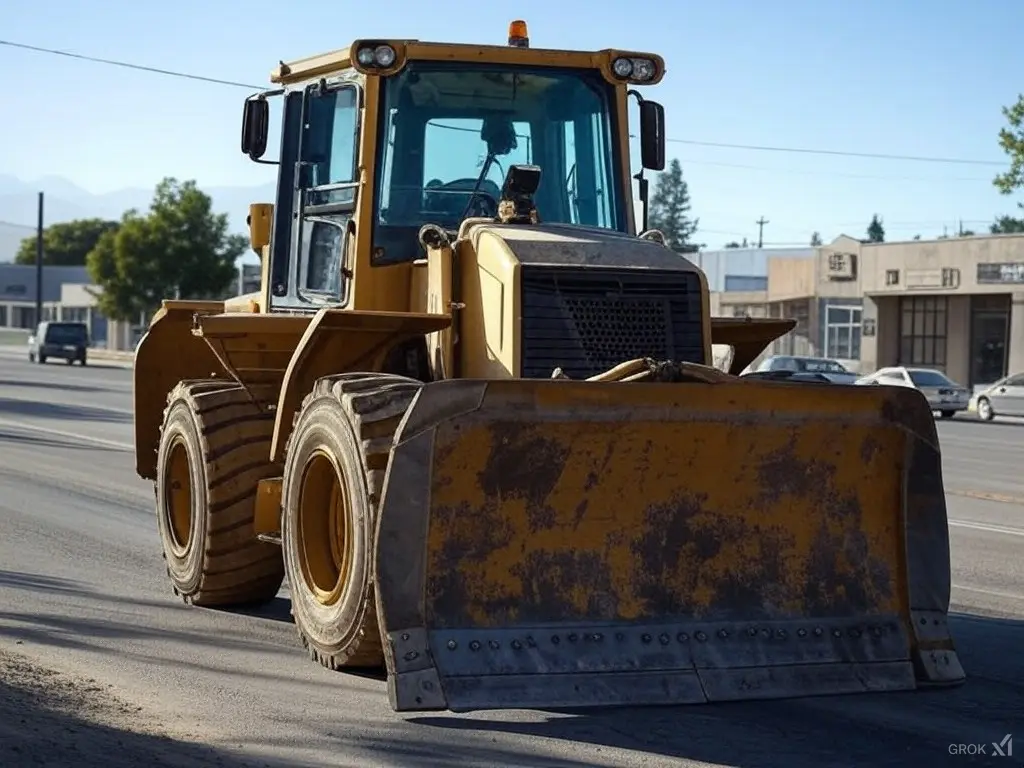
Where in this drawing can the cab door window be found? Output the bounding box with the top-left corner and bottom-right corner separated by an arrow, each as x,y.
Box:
300,83 -> 360,208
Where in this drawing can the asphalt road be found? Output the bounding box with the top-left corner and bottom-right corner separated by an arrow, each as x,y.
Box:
0,347 -> 1022,767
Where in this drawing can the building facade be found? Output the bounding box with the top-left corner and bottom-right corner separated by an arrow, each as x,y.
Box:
0,264 -> 109,343
697,247 -> 815,293
726,233 -> 1024,385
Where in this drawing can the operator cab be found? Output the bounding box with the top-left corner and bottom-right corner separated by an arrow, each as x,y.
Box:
241,21 -> 666,314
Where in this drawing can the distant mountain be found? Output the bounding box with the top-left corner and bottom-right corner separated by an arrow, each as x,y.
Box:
0,174 -> 275,263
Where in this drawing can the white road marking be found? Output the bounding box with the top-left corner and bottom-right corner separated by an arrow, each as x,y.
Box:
951,584 -> 1024,602
948,519 -> 1024,538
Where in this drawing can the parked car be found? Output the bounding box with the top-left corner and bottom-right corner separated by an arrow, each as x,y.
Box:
751,355 -> 861,384
854,366 -> 969,418
27,321 -> 90,365
968,372 -> 1024,421
741,370 -> 837,384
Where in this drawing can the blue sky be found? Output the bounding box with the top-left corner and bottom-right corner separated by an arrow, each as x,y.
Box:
1,0 -> 1022,247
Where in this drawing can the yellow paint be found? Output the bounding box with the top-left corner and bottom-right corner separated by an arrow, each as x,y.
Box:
425,242 -> 455,379
269,308 -> 451,461
254,478 -> 283,535
165,437 -> 193,554
134,301 -> 228,479
458,227 -> 521,379
247,203 -> 273,256
420,380 -> 914,629
297,452 -> 352,606
272,40 -> 664,87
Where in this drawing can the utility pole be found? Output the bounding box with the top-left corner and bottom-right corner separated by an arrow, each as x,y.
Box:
755,216 -> 769,248
35,192 -> 44,326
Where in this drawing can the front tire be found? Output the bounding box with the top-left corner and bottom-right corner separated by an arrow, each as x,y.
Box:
281,373 -> 422,670
976,397 -> 994,421
155,379 -> 284,606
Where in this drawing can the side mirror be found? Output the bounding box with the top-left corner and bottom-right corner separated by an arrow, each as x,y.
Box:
241,97 -> 270,160
639,100 -> 665,171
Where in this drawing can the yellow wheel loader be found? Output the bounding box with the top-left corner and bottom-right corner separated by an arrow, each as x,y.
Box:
133,21 -> 965,712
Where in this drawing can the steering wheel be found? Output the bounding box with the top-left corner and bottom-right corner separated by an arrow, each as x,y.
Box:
430,178 -> 500,218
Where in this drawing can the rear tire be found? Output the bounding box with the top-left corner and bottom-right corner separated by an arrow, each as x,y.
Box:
940,410 -> 955,419
155,379 -> 284,606
281,373 -> 423,670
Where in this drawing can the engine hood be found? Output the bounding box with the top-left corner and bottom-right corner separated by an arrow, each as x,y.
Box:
465,221 -> 700,272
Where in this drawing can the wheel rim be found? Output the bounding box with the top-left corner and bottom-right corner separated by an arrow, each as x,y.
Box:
165,437 -> 193,556
979,400 -> 992,419
298,451 -> 351,606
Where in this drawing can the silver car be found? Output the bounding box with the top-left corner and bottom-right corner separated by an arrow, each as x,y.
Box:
968,372 -> 1024,421
855,366 -> 970,418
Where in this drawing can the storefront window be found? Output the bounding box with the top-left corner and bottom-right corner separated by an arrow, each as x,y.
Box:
825,305 -> 862,359
898,296 -> 947,368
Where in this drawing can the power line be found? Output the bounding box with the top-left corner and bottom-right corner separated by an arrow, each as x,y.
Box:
0,39 -> 261,89
1,38 -> 1011,170
0,219 -> 36,230
676,157 -> 992,184
668,138 -> 1007,168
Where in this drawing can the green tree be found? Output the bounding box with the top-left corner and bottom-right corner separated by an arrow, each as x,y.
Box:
15,218 -> 119,266
810,231 -> 822,246
648,158 -> 700,253
87,178 -> 246,322
994,94 -> 1024,195
866,214 -> 885,243
991,215 -> 1024,233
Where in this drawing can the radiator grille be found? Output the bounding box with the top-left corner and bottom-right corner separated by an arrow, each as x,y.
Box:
519,267 -> 704,379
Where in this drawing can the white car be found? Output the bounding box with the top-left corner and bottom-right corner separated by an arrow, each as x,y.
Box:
855,366 -> 970,418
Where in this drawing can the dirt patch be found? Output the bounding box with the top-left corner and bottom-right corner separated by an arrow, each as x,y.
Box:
0,647 -> 280,767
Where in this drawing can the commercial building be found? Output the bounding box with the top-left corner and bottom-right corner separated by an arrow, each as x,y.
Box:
748,233 -> 1024,385
0,261 -> 262,350
697,247 -> 815,293
0,264 -> 109,343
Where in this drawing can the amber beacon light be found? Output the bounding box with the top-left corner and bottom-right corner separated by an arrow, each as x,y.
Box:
508,20 -> 529,48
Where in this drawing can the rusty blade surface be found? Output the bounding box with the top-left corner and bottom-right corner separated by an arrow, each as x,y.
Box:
374,377 -> 963,713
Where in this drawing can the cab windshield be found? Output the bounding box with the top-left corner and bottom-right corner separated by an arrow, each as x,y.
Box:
372,61 -> 625,264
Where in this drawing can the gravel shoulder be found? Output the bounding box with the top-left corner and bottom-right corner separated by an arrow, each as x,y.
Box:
0,647 -> 288,768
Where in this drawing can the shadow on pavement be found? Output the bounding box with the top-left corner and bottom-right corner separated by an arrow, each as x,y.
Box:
405,614 -> 1024,768
0,429 -> 126,452
0,397 -> 131,423
215,595 -> 295,624
0,570 -> 297,660
0,649 -> 300,768
0,378 -> 110,394
4,570 -> 1023,766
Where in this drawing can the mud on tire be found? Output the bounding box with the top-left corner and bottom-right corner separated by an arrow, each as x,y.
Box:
155,379 -> 284,606
281,373 -> 423,670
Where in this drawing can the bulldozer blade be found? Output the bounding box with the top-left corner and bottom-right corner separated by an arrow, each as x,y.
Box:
373,378 -> 964,713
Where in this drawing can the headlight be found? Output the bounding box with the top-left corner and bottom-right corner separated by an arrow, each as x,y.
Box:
611,56 -> 657,82
350,40 -> 404,73
373,45 -> 396,67
632,59 -> 656,81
